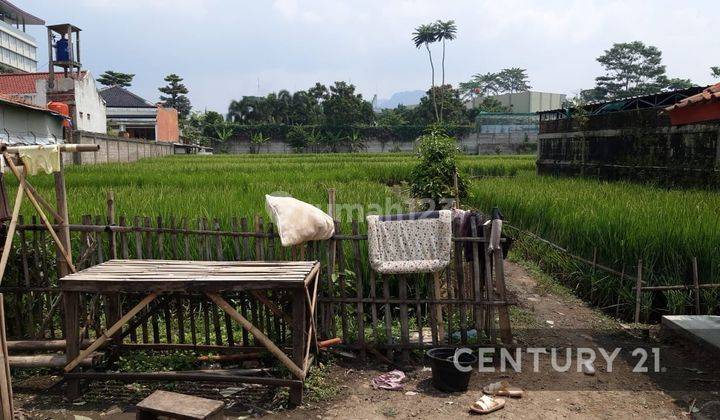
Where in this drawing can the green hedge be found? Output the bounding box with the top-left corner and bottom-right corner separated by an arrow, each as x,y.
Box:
229,124 -> 476,143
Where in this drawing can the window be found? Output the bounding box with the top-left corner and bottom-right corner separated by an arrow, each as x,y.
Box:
86,113 -> 90,120
79,112 -> 83,119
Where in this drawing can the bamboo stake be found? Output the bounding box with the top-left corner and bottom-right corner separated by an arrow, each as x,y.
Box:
0,295 -> 13,419
65,293 -> 158,372
692,257 -> 700,315
634,259 -> 643,324
0,187 -> 24,284
3,155 -> 75,272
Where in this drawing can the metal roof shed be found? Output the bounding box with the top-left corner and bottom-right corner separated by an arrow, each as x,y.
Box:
0,94 -> 64,145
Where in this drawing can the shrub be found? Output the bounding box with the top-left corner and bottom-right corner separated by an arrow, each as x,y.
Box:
410,128 -> 467,208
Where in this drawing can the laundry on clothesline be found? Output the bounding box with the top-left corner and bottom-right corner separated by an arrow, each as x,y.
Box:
367,210 -> 452,274
16,145 -> 61,176
265,194 -> 335,247
453,207 -> 513,262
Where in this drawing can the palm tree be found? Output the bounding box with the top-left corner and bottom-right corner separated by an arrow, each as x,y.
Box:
434,20 -> 457,122
412,24 -> 439,122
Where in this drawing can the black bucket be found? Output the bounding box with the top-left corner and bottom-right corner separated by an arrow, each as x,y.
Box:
426,347 -> 477,392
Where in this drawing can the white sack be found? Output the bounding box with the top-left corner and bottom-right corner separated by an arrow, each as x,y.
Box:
265,195 -> 335,247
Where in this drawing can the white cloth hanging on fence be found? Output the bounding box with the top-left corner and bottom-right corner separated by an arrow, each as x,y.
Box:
16,145 -> 61,175
265,194 -> 335,247
366,210 -> 452,274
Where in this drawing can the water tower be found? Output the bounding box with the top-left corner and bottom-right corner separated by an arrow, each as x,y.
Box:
46,24 -> 82,88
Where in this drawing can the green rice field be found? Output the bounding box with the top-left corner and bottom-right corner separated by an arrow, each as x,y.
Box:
8,152 -> 720,319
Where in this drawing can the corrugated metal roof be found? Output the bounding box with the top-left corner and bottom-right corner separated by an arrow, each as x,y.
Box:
0,0 -> 45,25
665,83 -> 720,111
0,93 -> 62,115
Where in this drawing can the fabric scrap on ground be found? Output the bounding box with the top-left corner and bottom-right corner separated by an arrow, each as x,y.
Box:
371,370 -> 406,390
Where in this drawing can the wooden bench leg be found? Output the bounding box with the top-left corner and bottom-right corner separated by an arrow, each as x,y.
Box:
136,410 -> 158,420
289,287 -> 306,406
63,291 -> 80,400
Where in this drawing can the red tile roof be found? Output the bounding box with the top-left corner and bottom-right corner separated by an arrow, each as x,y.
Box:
0,72 -> 87,94
665,82 -> 720,111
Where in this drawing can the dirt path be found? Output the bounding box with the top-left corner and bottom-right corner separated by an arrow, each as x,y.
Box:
269,261 -> 720,419
15,261 -> 720,419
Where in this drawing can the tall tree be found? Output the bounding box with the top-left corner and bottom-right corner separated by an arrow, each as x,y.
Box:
158,74 -> 191,119
497,68 -> 531,93
459,72 -> 501,101
412,23 -> 439,122
712,66 -> 720,78
434,20 -> 457,122
97,70 -> 135,87
322,81 -> 374,127
594,41 -> 667,99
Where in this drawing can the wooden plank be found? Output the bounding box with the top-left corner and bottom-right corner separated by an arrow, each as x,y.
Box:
119,216 -> 129,259
157,216 -> 165,259
482,223 -> 495,341
470,217 -> 483,333
635,259 -> 643,324
136,390 -> 223,419
693,257 -> 701,315
214,219 -> 223,261
176,296 -> 186,344
351,220 -> 365,360
382,273 -> 393,359
290,287 -> 306,404
453,218 -> 467,344
133,216 -> 143,259
207,292 -> 305,380
399,276 -> 409,363
492,239 -> 513,345
65,293 -> 157,372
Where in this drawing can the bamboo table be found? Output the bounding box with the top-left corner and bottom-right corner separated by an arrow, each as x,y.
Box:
60,259 -> 320,405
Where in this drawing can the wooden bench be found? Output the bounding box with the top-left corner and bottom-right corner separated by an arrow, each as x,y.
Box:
136,390 -> 224,419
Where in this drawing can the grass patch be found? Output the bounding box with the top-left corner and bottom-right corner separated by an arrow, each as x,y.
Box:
304,361 -> 340,403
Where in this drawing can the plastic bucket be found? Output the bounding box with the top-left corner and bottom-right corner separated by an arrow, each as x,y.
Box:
426,347 -> 477,392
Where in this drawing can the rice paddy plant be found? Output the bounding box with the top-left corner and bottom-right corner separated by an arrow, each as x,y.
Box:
469,171 -> 720,318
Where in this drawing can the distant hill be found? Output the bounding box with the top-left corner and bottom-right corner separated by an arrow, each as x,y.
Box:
377,90 -> 425,109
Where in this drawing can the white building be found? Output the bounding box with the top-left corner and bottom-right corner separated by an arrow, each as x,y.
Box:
0,0 -> 43,73
0,71 -> 107,133
488,91 -> 566,114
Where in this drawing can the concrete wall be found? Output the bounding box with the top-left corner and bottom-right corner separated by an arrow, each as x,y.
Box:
224,132 -> 537,155
65,131 -> 174,165
488,91 -> 566,113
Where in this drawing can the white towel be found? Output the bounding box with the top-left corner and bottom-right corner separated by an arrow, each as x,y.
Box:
367,210 -> 452,274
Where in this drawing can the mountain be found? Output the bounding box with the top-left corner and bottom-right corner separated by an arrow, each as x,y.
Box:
376,90 -> 425,109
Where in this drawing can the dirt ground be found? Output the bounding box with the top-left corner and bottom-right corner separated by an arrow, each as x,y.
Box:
14,261 -> 720,419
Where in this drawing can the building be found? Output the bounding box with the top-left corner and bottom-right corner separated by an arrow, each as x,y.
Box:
0,93 -> 64,144
536,86 -> 720,186
99,85 -> 179,142
487,91 -> 566,114
665,82 -> 720,126
0,1 -> 43,73
0,71 -> 107,133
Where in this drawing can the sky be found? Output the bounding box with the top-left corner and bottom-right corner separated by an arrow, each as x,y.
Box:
21,0 -> 720,114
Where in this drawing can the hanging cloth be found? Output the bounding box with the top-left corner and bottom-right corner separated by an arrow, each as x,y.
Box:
367,210 -> 452,274
16,145 -> 61,176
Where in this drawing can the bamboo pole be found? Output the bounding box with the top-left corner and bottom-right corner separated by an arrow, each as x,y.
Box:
634,260 -> 643,324
64,293 -> 158,372
0,187 -> 24,284
692,257 -> 700,315
206,292 -> 305,380
0,295 -> 12,419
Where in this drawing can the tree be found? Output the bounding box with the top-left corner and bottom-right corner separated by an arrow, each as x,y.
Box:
496,68 -> 531,93
661,77 -> 694,91
594,41 -> 667,99
434,20 -> 457,122
412,23 -> 439,122
322,81 -> 374,127
97,70 -> 135,87
159,74 -> 192,119
459,72 -> 501,101
712,67 -> 720,78
414,85 -> 470,125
